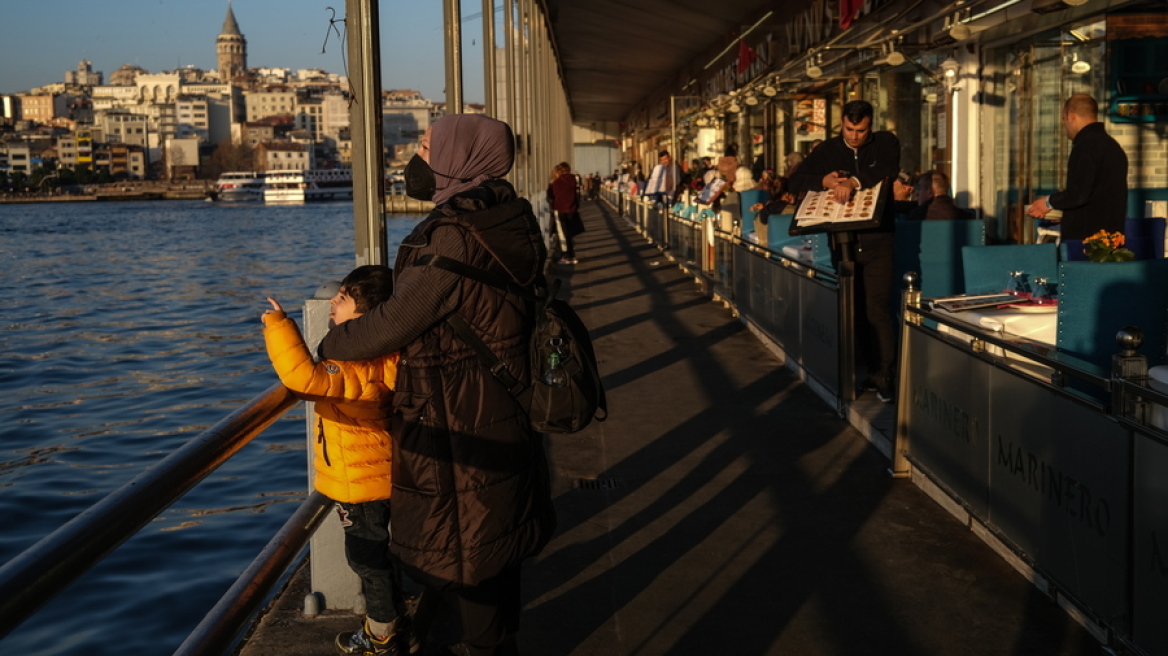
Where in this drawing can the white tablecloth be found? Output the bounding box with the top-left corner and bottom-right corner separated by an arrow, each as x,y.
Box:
934,305 -> 1057,346
780,245 -> 814,262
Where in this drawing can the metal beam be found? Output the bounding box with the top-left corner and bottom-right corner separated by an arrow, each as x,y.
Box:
444,0 -> 464,114
346,0 -> 387,266
483,0 -> 496,116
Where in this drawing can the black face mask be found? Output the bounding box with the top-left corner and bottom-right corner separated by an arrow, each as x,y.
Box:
404,154 -> 436,201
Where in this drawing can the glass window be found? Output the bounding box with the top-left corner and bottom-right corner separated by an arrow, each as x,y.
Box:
981,18 -> 1109,242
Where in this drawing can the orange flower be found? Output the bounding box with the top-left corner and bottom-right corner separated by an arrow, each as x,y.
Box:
1083,230 -> 1134,262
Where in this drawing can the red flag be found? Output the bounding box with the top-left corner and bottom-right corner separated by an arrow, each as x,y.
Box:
839,0 -> 862,29
737,40 -> 757,75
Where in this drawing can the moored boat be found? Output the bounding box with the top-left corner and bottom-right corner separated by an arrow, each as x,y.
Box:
262,169 -> 353,203
214,171 -> 266,201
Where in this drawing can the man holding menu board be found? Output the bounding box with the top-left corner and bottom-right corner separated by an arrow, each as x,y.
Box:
788,100 -> 901,403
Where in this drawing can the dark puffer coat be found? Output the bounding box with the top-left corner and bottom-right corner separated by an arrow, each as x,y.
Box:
318,179 -> 555,589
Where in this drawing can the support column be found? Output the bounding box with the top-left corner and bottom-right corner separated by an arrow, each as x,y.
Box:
483,0 -> 496,116
443,0 -> 464,114
345,0 -> 386,268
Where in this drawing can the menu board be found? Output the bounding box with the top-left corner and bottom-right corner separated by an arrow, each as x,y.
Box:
789,179 -> 887,235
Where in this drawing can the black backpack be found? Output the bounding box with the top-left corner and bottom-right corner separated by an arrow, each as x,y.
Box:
415,254 -> 607,433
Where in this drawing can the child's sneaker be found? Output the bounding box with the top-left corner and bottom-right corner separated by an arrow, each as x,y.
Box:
336,617 -> 418,655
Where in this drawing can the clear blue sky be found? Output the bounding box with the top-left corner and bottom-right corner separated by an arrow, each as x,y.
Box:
0,0 -> 486,102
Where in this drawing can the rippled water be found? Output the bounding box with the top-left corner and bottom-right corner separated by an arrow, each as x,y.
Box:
0,200 -> 423,655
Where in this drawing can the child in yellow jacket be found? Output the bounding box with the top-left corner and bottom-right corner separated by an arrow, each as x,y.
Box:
262,265 -> 417,655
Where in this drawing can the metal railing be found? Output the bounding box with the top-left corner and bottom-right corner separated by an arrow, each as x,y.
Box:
0,383 -> 316,652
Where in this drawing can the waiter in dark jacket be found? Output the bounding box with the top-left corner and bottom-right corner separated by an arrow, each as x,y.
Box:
788,100 -> 900,403
1029,94 -> 1128,240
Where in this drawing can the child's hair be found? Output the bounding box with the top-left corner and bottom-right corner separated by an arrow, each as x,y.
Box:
340,265 -> 394,314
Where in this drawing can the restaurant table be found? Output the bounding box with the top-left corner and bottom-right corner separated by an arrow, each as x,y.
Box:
781,245 -> 814,263
931,302 -> 1058,375
932,302 -> 1058,346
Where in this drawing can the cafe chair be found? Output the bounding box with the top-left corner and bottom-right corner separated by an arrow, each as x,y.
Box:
1057,259 -> 1168,370
961,243 -> 1058,296
896,219 -> 985,298
1059,239 -> 1087,262
1124,216 -> 1166,260
739,189 -> 768,236
767,212 -> 797,254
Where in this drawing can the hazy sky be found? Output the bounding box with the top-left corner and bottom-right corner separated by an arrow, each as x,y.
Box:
0,0 -> 487,102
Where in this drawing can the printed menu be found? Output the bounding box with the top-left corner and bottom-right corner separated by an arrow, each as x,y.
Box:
794,180 -> 885,226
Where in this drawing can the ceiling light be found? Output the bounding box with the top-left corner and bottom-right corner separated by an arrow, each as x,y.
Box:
762,85 -> 777,97
949,24 -> 972,41
940,57 -> 959,80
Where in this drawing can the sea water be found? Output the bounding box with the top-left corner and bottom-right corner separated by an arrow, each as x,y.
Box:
0,200 -> 423,655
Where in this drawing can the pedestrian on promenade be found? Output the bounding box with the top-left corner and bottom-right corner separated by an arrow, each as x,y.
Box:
547,161 -> 585,264
788,99 -> 901,403
318,114 -> 556,656
261,266 -> 420,655
1028,93 -> 1129,240
642,150 -> 682,207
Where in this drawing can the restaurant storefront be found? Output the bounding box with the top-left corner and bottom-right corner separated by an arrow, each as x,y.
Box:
627,0 -> 1165,247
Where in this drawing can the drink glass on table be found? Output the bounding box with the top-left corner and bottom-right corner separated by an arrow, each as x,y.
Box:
1030,277 -> 1055,305
1006,270 -> 1031,298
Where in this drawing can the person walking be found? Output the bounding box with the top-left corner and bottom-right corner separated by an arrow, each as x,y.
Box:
318,114 -> 556,656
1028,93 -> 1128,240
547,162 -> 585,264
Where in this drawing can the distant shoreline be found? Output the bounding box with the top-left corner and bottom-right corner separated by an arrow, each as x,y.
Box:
0,191 -> 208,204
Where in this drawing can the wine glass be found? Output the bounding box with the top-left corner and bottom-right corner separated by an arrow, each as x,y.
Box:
1006,270 -> 1031,298
1031,277 -> 1055,305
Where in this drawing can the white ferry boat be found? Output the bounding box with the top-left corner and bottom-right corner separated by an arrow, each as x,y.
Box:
213,171 -> 266,201
263,169 -> 354,203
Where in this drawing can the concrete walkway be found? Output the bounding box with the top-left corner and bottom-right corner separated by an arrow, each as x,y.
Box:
520,200 -> 1099,655
240,199 -> 1101,655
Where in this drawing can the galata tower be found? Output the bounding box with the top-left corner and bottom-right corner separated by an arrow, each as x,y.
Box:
217,4 -> 247,83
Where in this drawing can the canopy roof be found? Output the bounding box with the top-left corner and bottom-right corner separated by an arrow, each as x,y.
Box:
542,0 -> 775,123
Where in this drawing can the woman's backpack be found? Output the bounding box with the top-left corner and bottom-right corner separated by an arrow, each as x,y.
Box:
415,254 -> 607,433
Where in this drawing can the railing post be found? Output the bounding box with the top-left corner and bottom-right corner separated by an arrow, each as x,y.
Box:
1112,326 -> 1148,422
890,271 -> 920,478
835,231 -> 858,403
302,291 -> 362,610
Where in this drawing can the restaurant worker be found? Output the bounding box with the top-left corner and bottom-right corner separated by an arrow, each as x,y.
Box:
1028,93 -> 1128,240
788,99 -> 901,403
318,114 -> 555,656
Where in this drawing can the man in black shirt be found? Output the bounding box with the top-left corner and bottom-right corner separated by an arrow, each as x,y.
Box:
1028,94 -> 1128,240
789,100 -> 900,402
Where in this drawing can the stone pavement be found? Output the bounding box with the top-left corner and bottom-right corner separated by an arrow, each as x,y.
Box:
239,198 -> 1101,655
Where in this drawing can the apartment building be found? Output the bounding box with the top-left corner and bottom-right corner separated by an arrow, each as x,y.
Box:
15,94 -> 69,123
256,142 -> 309,171
246,87 -> 296,122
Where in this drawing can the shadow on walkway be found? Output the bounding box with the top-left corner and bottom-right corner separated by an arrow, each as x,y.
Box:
522,200 -> 1100,655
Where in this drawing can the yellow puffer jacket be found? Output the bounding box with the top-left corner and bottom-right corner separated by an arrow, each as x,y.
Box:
262,311 -> 399,504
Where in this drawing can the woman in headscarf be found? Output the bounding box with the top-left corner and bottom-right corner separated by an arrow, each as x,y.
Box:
319,114 -> 556,656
